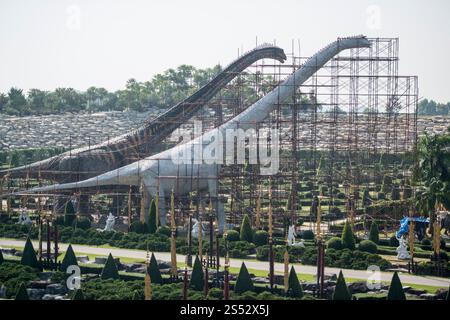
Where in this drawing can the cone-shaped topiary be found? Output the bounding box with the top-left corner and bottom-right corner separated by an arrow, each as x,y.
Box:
369,221 -> 379,244
341,221 -> 356,250
332,271 -> 351,300
387,272 -> 406,300
240,214 -> 253,243
15,283 -> 29,300
21,237 -> 41,270
100,253 -> 119,280
234,262 -> 254,294
189,256 -> 204,291
132,290 -> 141,300
64,200 -> 76,227
0,249 -> 3,265
446,286 -> 450,300
60,244 -> 78,272
148,200 -> 157,234
148,253 -> 163,284
72,289 -> 84,300
288,266 -> 303,299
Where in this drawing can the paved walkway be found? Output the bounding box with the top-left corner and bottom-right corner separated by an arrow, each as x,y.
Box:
1,238 -> 449,288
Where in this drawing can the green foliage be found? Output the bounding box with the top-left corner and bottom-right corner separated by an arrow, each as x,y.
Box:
156,226 -> 171,237
369,221 -> 380,244
0,249 -> 3,265
387,272 -> 406,300
358,240 -> 378,254
226,230 -> 240,242
240,214 -> 253,243
64,200 -> 76,227
60,244 -> 78,272
288,266 -> 303,299
446,286 -> 450,301
21,237 -> 41,270
100,253 -> 120,280
73,217 -> 91,230
148,253 -> 163,284
300,230 -> 315,240
418,99 -> 450,116
132,290 -> 142,300
207,287 -> 223,300
234,262 -> 254,294
391,186 -> 401,200
148,200 -> 158,234
389,235 -> 400,247
15,282 -> 29,300
253,230 -> 269,246
332,271 -> 351,300
189,256 -> 204,291
0,262 -> 38,298
327,237 -> 343,250
72,289 -> 85,300
130,221 -> 148,234
341,221 -> 356,251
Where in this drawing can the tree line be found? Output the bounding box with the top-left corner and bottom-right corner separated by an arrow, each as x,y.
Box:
0,65 -> 223,116
418,99 -> 450,116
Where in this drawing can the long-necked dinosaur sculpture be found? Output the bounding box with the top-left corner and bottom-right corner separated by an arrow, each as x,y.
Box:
1,45 -> 287,182
18,36 -> 371,230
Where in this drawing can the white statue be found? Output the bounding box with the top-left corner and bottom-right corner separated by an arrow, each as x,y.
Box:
17,208 -> 32,227
396,236 -> 411,260
287,225 -> 305,248
191,218 -> 204,239
97,212 -> 116,232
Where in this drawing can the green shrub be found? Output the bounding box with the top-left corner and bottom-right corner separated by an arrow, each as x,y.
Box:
72,289 -> 85,300
341,221 -> 355,250
332,271 -> 351,300
15,282 -> 29,300
60,244 -> 78,272
21,237 -> 41,270
0,262 -> 39,298
256,245 -> 270,261
73,217 -> 91,230
369,221 -> 379,244
234,262 -> 254,294
253,230 -> 269,246
240,214 -> 253,243
189,256 -> 204,291
288,266 -> 303,299
101,253 -> 120,280
226,230 -> 240,242
387,272 -> 406,300
327,237 -> 343,250
389,236 -> 399,247
148,200 -> 158,234
233,291 -> 258,300
148,253 -> 163,284
130,221 -> 148,234
207,287 -> 223,300
378,192 -> 385,200
64,200 -> 76,227
156,226 -> 171,237
301,230 -> 315,240
358,240 -> 378,254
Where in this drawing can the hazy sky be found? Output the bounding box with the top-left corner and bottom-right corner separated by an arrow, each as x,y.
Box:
1,0 -> 449,102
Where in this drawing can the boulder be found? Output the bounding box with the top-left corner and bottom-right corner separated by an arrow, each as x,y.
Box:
29,280 -> 50,289
42,294 -> 65,301
156,260 -> 171,269
419,293 -> 437,300
348,281 -> 369,293
405,288 -> 427,296
94,256 -> 120,265
76,255 -> 89,263
27,288 -> 46,300
46,283 -> 67,295
0,248 -> 16,256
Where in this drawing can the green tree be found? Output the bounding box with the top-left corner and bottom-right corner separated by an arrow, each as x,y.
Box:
5,87 -> 27,116
332,271 -> 351,300
148,253 -> 163,284
341,221 -> 355,250
21,237 -> 41,270
189,256 -> 204,291
72,289 -> 85,300
369,221 -> 380,244
132,290 -> 141,300
234,262 -> 254,294
60,244 -> 78,272
148,200 -> 158,234
387,272 -> 406,300
240,214 -> 253,243
288,266 -> 303,299
100,253 -> 119,280
15,282 -> 29,300
64,200 -> 76,227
